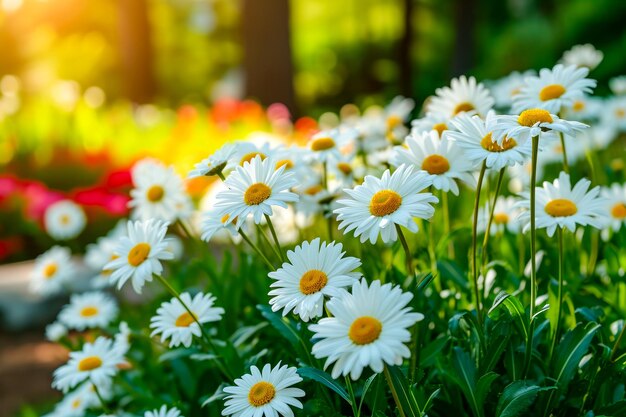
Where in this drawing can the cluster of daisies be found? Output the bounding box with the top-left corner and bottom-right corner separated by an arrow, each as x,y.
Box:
31,43 -> 626,417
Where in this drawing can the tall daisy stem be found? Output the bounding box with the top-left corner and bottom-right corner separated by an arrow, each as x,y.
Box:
395,224 -> 414,283
345,377 -> 360,417
548,228 -> 565,360
442,191 -> 454,258
153,273 -> 233,380
90,377 -> 112,414
384,366 -> 408,417
217,172 -> 226,181
177,219 -> 196,240
481,167 -> 506,269
255,224 -> 283,262
264,214 -> 284,262
238,228 -> 276,270
559,131 -> 569,173
471,161 -> 487,325
523,134 -> 540,378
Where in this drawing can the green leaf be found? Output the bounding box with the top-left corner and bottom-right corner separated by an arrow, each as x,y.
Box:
489,292 -> 529,341
385,366 -> 422,417
296,367 -> 352,405
450,347 -> 496,417
158,347 -> 200,363
201,383 -> 229,407
257,304 -> 306,354
437,259 -> 469,289
420,336 -> 449,367
495,381 -> 554,417
551,322 -> 601,391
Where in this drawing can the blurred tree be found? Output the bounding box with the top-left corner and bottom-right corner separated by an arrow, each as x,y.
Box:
118,0 -> 156,103
241,0 -> 295,112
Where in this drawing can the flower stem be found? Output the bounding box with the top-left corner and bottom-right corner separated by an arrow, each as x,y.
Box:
442,191 -> 454,259
345,377 -> 360,417
217,172 -> 226,181
238,228 -> 276,270
91,378 -> 112,414
471,161 -> 487,325
177,219 -> 196,240
255,223 -> 283,262
523,134 -> 540,378
559,131 -> 569,173
548,228 -> 565,361
395,224 -> 414,284
384,366 -> 408,417
264,214 -> 284,262
610,321 -> 626,362
322,161 -> 329,189
481,167 -> 506,269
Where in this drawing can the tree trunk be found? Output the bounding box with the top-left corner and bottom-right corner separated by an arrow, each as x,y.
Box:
118,0 -> 156,104
241,0 -> 296,114
399,0 -> 414,98
452,0 -> 476,77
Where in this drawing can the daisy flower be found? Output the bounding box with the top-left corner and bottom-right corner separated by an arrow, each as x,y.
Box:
44,200 -> 87,240
391,130 -> 476,195
560,44 -> 603,70
230,141 -> 275,169
308,127 -> 357,163
609,76 -> 626,95
85,235 -> 122,289
188,142 -> 237,179
214,156 -> 299,229
492,108 -> 588,145
200,209 -> 241,243
145,405 -> 183,417
58,291 -> 118,331
129,164 -> 192,223
601,97 -> 626,132
105,219 -> 174,294
46,322 -> 68,342
268,238 -> 361,322
384,96 -> 414,145
517,171 -> 605,237
562,95 -> 602,121
448,113 -> 532,170
309,279 -> 424,380
410,112 -> 455,139
334,164 -> 438,243
150,292 -> 224,348
294,183 -> 334,217
512,64 -> 596,114
46,382 -> 107,417
488,70 -> 536,109
477,196 -> 521,235
222,363 -> 305,417
601,183 -> 626,232
30,246 -> 75,296
426,75 -> 495,119
53,336 -> 125,392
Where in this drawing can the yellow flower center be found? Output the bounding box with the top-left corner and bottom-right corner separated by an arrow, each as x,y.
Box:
44,263 -> 57,279
539,84 -> 566,101
221,214 -> 230,224
60,214 -> 71,225
433,123 -> 448,137
71,399 -> 81,409
175,311 -> 197,327
349,316 -> 382,345
305,185 -> 323,196
248,381 -> 276,407
275,159 -> 294,170
337,162 -> 352,175
545,198 -> 578,217
369,190 -> 402,216
299,269 -> 328,295
146,185 -> 165,202
311,137 -> 336,151
240,152 -> 266,166
127,242 -> 151,267
422,154 -> 450,174
77,356 -> 103,372
387,115 -> 403,130
453,102 -> 475,115
480,133 -> 517,152
611,203 -> 626,219
80,306 -> 99,317
244,183 -> 272,205
494,213 -> 509,224
616,108 -> 626,119
572,100 -> 585,112
517,109 -> 553,127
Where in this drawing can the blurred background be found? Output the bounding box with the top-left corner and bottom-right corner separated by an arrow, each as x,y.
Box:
0,0 -> 625,415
